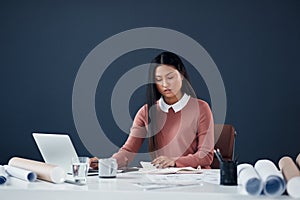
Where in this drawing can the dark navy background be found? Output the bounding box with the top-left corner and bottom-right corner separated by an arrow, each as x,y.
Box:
1,0 -> 299,165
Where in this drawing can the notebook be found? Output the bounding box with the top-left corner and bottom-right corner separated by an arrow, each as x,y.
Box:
32,133 -> 98,177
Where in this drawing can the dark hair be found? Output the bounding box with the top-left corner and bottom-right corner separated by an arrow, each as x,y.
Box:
146,51 -> 196,155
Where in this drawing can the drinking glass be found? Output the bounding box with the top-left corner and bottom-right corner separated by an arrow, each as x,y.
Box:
72,157 -> 89,184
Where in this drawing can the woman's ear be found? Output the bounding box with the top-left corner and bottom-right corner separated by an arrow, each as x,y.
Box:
180,74 -> 184,81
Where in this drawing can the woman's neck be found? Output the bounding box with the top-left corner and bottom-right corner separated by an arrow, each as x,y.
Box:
163,92 -> 183,105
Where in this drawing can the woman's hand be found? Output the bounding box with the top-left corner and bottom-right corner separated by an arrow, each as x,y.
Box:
151,156 -> 176,168
89,157 -> 99,169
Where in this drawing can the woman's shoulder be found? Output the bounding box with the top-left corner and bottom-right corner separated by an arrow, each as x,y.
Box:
131,104 -> 149,124
189,97 -> 210,108
188,97 -> 212,115
188,97 -> 212,118
135,104 -> 148,117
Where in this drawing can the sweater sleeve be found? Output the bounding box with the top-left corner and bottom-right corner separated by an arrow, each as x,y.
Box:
112,105 -> 148,168
175,101 -> 214,169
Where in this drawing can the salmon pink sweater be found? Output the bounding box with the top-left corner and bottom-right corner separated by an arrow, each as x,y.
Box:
112,96 -> 214,169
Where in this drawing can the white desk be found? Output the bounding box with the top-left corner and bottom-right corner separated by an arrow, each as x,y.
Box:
1,170 -> 292,200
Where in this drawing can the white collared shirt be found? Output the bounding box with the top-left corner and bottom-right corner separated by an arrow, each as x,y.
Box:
158,93 -> 191,113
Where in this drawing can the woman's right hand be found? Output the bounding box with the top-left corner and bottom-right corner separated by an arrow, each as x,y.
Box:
89,157 -> 99,169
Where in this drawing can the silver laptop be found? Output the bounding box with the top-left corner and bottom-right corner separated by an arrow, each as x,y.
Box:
32,133 -> 97,176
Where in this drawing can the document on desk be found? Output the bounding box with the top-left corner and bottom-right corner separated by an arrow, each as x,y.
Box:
135,173 -> 203,190
139,161 -> 202,174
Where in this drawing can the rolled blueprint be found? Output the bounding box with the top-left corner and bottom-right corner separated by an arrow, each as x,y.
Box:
0,165 -> 8,185
254,159 -> 285,197
278,156 -> 300,198
4,165 -> 37,182
8,157 -> 65,184
237,163 -> 263,195
296,153 -> 300,168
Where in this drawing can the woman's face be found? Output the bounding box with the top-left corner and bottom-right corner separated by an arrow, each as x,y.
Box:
155,64 -> 183,102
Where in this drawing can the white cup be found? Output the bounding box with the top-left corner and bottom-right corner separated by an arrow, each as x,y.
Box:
98,158 -> 118,178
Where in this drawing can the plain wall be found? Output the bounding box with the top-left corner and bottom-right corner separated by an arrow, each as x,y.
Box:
1,0 -> 299,166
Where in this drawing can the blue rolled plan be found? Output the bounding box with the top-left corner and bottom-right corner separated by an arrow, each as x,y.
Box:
5,165 -> 37,182
237,163 -> 263,196
0,165 -> 8,185
254,159 -> 286,197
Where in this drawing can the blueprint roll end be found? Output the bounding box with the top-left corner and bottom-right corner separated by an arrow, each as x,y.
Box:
245,177 -> 263,196
287,176 -> 300,198
0,176 -> 7,185
264,175 -> 286,197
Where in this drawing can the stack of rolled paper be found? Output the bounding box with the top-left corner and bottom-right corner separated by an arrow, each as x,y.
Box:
5,157 -> 66,184
238,154 -> 300,198
238,159 -> 285,197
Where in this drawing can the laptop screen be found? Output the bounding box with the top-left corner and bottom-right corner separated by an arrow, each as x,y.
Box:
32,133 -> 78,174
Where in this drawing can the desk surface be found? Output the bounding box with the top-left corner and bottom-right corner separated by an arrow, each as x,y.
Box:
1,169 -> 292,200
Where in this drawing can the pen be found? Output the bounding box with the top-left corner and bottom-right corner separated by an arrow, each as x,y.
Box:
214,149 -> 224,163
216,148 -> 224,161
234,154 -> 239,164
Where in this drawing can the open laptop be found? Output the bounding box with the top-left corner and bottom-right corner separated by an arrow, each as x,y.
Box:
32,133 -> 98,177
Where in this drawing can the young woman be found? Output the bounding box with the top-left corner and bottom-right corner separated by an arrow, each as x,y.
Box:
91,51 -> 214,169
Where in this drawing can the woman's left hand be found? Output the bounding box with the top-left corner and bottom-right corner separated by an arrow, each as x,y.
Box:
151,156 -> 176,168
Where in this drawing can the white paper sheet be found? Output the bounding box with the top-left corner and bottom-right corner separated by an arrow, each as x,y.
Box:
134,173 -> 203,190
139,161 -> 202,174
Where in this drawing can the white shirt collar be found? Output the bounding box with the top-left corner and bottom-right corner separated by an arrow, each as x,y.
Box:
158,93 -> 191,113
